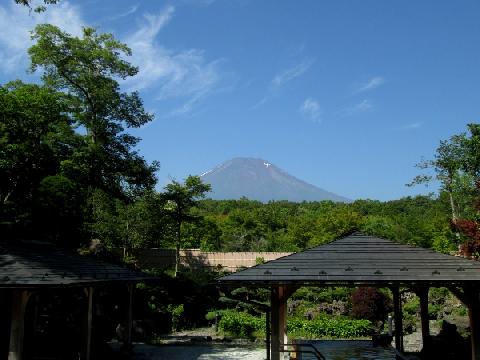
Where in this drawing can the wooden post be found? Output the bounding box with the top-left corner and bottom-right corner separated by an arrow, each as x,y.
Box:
8,290 -> 31,360
448,286 -> 480,360
465,288 -> 480,360
270,286 -> 288,360
125,283 -> 134,348
418,287 -> 430,351
82,287 -> 94,360
391,287 -> 403,353
266,308 -> 270,360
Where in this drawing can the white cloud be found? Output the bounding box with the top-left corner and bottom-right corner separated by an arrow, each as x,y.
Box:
124,6 -> 224,115
252,58 -> 314,109
356,76 -> 385,93
300,97 -> 321,122
106,4 -> 139,22
344,99 -> 373,115
0,1 -> 85,74
272,58 -> 315,88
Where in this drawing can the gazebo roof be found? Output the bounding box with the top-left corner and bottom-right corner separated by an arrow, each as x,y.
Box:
0,241 -> 152,288
217,232 -> 480,287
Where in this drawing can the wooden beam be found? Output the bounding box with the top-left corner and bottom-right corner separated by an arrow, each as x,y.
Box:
449,286 -> 480,360
391,287 -> 403,353
468,301 -> 480,360
270,286 -> 289,360
417,287 -> 430,351
125,283 -> 134,349
266,308 -> 270,360
8,290 -> 31,360
81,287 -> 94,360
464,287 -> 480,360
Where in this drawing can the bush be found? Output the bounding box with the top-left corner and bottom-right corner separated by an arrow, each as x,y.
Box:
217,310 -> 264,337
288,317 -> 372,338
351,288 -> 392,322
216,310 -> 371,339
403,298 -> 419,316
167,304 -> 184,332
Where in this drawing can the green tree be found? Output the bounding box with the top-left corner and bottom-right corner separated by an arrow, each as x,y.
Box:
409,124 -> 480,224
29,24 -> 158,202
409,136 -> 465,223
162,176 -> 211,276
0,81 -> 80,241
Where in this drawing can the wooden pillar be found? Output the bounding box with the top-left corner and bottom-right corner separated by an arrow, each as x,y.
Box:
82,287 -> 94,360
449,286 -> 480,360
266,308 -> 271,360
271,286 -> 288,360
125,283 -> 134,348
391,287 -> 403,352
8,290 -> 31,360
466,288 -> 480,360
418,287 -> 430,351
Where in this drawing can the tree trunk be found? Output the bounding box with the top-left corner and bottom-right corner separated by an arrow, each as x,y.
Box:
447,173 -> 458,224
449,190 -> 458,224
175,221 -> 181,277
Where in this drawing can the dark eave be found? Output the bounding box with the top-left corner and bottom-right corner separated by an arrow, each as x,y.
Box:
0,242 -> 153,289
217,232 -> 480,287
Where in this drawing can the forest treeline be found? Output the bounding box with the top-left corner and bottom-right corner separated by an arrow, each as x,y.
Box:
1,19 -> 479,259
90,194 -> 457,253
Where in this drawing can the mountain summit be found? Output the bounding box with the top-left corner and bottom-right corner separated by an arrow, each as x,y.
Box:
200,158 -> 350,202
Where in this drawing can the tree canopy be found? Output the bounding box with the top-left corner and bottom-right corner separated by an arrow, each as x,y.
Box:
29,24 -> 158,200
1,25 -> 158,246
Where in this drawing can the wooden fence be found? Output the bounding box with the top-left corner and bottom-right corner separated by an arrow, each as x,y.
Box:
126,249 -> 292,271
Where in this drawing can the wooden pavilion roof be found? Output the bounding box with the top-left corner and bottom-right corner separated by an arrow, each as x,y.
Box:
0,241 -> 152,288
217,232 -> 480,287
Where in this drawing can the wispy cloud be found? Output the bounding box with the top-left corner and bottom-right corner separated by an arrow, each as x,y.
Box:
106,4 -> 139,22
402,122 -> 423,130
344,99 -> 373,115
355,76 -> 385,93
272,58 -> 315,88
125,6 -> 224,116
252,58 -> 315,109
0,1 -> 85,73
300,97 -> 321,122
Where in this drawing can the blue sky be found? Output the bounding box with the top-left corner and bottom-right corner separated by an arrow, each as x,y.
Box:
1,0 -> 479,200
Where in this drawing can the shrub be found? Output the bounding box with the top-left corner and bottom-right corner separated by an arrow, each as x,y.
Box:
216,310 -> 371,339
167,304 -> 184,332
351,288 -> 392,322
288,317 -> 372,338
217,310 -> 264,337
403,298 -> 419,316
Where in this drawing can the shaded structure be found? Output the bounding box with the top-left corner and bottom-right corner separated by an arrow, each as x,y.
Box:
0,241 -> 154,360
217,232 -> 480,360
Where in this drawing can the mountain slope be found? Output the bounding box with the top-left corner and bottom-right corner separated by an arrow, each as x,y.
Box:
200,158 -> 350,202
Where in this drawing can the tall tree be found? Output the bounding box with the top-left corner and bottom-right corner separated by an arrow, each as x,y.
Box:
162,176 -> 211,276
408,128 -> 475,224
451,124 -> 480,256
0,81 -> 79,240
29,24 -> 158,202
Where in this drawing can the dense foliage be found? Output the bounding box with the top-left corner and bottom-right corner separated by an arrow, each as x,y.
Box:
287,317 -> 372,339
351,288 -> 392,323
215,309 -> 372,339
